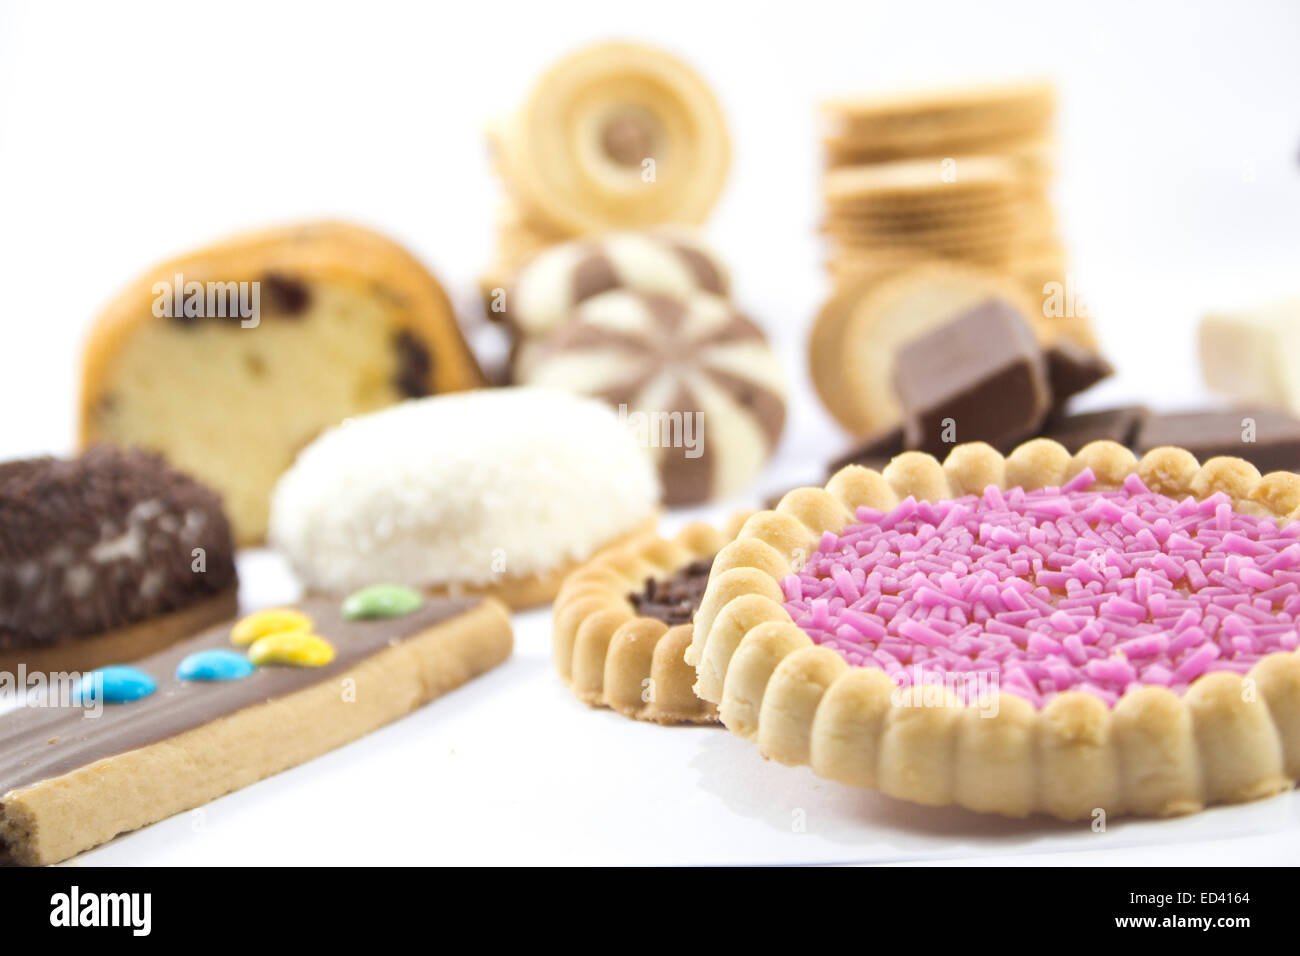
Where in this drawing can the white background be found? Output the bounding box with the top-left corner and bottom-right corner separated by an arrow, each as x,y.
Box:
3,0 -> 1299,865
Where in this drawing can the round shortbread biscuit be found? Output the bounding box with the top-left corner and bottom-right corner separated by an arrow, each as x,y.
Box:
823,128 -> 1053,167
822,155 -> 1026,205
496,41 -> 731,236
822,81 -> 1056,137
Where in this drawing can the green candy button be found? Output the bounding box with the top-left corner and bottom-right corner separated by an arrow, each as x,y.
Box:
342,584 -> 425,620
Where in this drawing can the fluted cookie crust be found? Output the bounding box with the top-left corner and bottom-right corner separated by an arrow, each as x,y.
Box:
686,439 -> 1300,819
554,514 -> 749,724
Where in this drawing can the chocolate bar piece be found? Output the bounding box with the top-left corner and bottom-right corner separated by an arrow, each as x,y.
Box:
1045,341 -> 1113,413
828,425 -> 906,473
1134,407 -> 1300,474
892,298 -> 1050,454
1041,406 -> 1148,453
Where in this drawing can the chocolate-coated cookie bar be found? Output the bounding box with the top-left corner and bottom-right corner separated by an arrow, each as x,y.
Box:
0,592 -> 511,865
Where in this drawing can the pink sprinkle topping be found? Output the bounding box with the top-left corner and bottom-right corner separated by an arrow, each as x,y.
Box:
783,469 -> 1300,708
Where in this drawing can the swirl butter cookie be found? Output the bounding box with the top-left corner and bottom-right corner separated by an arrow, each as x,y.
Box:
554,515 -> 749,724
688,439 -> 1300,820
80,222 -> 486,544
504,229 -> 729,350
269,388 -> 660,609
0,446 -> 238,674
495,42 -> 731,236
518,290 -> 786,504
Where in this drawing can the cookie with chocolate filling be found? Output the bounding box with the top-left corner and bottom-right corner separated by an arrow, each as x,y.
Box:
0,446 -> 238,674
553,515 -> 749,724
80,222 -> 486,544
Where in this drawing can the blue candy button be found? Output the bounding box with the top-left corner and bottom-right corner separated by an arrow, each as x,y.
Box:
176,649 -> 256,682
73,666 -> 157,704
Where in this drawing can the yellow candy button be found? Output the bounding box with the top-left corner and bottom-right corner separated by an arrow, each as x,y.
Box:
231,608 -> 314,647
247,632 -> 336,668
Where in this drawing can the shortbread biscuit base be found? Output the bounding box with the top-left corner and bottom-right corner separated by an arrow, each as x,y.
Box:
686,439 -> 1300,820
428,515 -> 659,611
1,598 -> 512,867
554,516 -> 748,724
0,589 -> 238,676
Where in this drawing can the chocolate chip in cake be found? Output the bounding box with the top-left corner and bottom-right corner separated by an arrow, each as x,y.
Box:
260,272 -> 311,316
628,556 -> 714,627
393,329 -> 433,398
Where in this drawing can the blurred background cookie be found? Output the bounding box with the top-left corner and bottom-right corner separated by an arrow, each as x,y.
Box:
268,388 -> 661,609
1199,297 -> 1300,411
817,80 -> 1096,352
502,229 -> 728,370
482,40 -> 731,296
80,222 -> 485,545
0,446 -> 238,673
518,289 -> 786,504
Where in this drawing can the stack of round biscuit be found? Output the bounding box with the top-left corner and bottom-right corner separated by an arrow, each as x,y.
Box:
481,40 -> 731,299
819,82 -> 1077,315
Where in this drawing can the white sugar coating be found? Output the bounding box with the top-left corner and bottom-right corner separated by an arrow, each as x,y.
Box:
268,388 -> 661,592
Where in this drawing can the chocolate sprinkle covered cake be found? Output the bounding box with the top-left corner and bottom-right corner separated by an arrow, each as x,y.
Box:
0,446 -> 238,672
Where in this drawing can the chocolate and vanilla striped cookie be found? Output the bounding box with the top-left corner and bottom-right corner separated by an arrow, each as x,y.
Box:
518,289 -> 786,505
504,230 -> 729,360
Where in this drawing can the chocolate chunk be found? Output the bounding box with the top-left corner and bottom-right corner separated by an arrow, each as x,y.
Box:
260,272 -> 311,316
1040,406 -> 1148,453
393,329 -> 433,398
893,298 -> 1050,455
629,556 -> 714,626
1045,341 -> 1113,413
0,446 -> 237,650
1134,407 -> 1300,473
828,425 -> 906,474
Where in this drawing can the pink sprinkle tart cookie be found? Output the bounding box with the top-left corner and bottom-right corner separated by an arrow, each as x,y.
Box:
685,439 -> 1300,820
